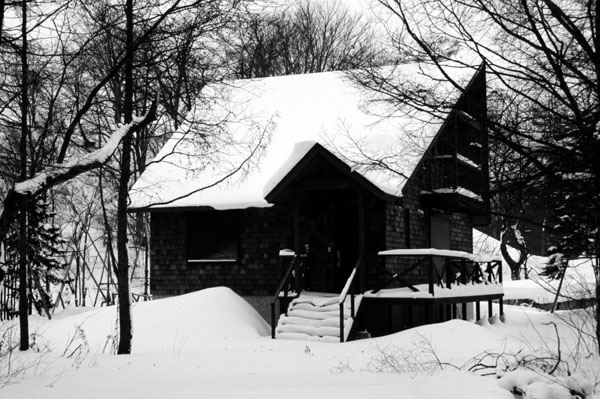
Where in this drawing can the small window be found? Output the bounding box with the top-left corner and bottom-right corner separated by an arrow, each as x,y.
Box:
187,211 -> 239,262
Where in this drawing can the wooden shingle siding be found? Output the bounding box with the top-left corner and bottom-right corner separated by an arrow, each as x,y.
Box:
150,213 -> 187,296
151,206 -> 294,297
383,173 -> 474,287
150,162 -> 475,298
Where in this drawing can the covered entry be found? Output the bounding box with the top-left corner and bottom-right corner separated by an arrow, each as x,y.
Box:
264,141 -> 396,294
299,190 -> 359,292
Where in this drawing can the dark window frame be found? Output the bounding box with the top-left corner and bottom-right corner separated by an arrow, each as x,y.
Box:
186,210 -> 240,262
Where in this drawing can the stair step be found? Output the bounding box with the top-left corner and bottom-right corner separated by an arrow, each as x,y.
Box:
276,323 -> 340,337
290,303 -> 340,312
275,293 -> 363,342
290,302 -> 351,312
287,308 -> 348,320
276,332 -> 340,343
292,296 -> 339,307
279,316 -> 340,328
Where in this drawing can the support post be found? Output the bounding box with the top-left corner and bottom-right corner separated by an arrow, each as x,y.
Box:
427,302 -> 434,323
270,302 -> 276,339
294,261 -> 301,297
357,190 -> 366,293
428,257 -> 434,295
339,303 -> 345,342
498,261 -> 503,284
294,202 -> 300,253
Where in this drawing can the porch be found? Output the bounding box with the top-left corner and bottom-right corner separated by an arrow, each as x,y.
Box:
271,248 -> 504,342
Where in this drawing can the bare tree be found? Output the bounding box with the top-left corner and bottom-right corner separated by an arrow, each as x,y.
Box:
227,0 -> 386,78
357,0 -> 600,352
0,0 -> 214,352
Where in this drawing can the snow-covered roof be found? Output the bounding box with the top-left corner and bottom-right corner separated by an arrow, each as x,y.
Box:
129,63 -> 478,210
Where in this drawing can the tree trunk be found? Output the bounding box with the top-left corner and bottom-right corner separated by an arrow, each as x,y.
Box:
500,221 -> 527,280
18,206 -> 28,350
18,0 -> 29,352
596,250 -> 599,355
596,280 -> 599,355
116,0 -> 134,355
0,0 -> 5,43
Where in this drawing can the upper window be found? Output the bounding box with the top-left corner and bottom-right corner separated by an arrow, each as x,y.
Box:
186,211 -> 239,262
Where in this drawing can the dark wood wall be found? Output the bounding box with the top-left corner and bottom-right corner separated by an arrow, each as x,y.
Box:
383,175 -> 473,286
150,194 -> 387,297
150,206 -> 293,297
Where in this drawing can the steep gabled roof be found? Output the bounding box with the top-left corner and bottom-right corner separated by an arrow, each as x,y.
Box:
129,63 -> 479,211
263,141 -> 398,204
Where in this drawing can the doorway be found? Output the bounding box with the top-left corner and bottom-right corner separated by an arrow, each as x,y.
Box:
301,190 -> 358,292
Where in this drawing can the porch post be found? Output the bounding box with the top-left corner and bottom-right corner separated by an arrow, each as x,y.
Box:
294,201 -> 302,294
357,190 -> 366,292
294,201 -> 300,253
428,256 -> 434,295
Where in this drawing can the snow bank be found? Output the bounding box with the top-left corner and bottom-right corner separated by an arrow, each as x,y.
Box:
4,303 -> 596,399
32,287 -> 270,354
497,369 -> 592,399
363,319 -> 509,367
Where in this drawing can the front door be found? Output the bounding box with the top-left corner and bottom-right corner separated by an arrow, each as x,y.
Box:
332,192 -> 358,291
300,191 -> 358,292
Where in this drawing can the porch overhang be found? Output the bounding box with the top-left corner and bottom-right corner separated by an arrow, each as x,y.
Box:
264,142 -> 400,205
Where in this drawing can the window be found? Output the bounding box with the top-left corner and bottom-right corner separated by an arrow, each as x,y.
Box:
186,211 -> 240,262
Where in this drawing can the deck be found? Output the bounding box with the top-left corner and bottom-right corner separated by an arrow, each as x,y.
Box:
272,248 -> 505,341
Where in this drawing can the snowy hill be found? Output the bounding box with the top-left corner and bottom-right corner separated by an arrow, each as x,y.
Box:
33,287 -> 270,353
1,286 -> 597,399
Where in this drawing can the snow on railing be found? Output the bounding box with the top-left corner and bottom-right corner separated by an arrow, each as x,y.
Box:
338,257 -> 362,342
339,268 -> 357,305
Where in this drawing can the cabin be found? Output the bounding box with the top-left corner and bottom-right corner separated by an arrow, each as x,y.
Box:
129,63 -> 503,342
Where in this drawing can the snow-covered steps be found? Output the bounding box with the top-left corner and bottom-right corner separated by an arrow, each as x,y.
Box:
275,292 -> 362,342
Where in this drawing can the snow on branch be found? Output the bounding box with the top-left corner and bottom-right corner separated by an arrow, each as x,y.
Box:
0,95 -> 158,240
15,112 -> 156,196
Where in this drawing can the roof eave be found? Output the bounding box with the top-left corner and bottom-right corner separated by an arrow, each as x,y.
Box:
264,142 -> 401,205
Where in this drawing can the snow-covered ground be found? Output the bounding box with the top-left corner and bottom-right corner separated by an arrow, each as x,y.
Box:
473,229 -> 597,305
1,287 -> 598,398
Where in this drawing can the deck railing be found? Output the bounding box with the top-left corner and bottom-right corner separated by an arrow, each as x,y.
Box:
270,254 -> 304,339
338,256 -> 362,342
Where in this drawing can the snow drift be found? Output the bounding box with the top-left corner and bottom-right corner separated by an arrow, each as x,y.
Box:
32,287 -> 270,353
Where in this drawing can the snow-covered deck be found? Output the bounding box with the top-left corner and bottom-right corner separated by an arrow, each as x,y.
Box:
361,250 -> 505,332
365,282 -> 503,299
378,248 -> 502,263
371,248 -> 505,319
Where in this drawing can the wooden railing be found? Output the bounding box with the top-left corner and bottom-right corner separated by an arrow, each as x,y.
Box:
424,156 -> 456,191
467,260 -> 503,285
338,256 -> 362,342
270,254 -> 304,339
